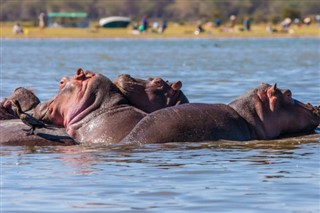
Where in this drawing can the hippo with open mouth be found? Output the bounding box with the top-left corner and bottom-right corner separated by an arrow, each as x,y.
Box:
120,83 -> 320,144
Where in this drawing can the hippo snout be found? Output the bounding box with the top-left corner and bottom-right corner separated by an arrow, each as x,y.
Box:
312,105 -> 320,120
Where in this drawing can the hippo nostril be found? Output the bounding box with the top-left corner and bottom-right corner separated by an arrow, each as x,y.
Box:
122,74 -> 131,79
313,107 -> 320,118
153,78 -> 164,87
117,74 -> 132,81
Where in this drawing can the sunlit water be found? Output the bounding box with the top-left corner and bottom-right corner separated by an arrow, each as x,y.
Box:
1,38 -> 320,212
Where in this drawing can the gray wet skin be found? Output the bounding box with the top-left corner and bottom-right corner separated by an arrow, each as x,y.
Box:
0,87 -> 40,120
0,88 -> 77,146
0,119 -> 76,146
114,74 -> 189,113
33,68 -> 147,144
1,71 -> 190,146
120,83 -> 320,144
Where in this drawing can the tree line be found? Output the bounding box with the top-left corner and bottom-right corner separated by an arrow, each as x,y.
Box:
1,0 -> 319,24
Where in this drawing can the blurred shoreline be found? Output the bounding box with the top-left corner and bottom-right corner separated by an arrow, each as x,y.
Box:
3,22 -> 319,40
3,36 -> 320,41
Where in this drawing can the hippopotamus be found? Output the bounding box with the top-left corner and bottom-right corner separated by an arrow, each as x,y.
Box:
114,74 -> 189,113
0,87 -> 76,146
31,68 -> 188,145
120,83 -> 320,144
1,70 -> 188,146
0,87 -> 40,120
0,119 -> 77,146
229,83 -> 319,139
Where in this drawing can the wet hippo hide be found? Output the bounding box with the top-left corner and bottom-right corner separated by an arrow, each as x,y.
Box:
114,74 -> 189,113
1,71 -> 190,146
120,83 -> 320,144
0,88 -> 74,146
0,119 -> 76,146
0,87 -> 40,120
228,83 -> 320,139
33,69 -> 147,145
120,103 -> 254,144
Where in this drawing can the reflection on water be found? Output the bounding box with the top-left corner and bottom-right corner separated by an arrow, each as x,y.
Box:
2,38 -> 320,212
2,135 -> 319,212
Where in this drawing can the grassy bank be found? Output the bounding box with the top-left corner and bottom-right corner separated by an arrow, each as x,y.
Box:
2,22 -> 319,39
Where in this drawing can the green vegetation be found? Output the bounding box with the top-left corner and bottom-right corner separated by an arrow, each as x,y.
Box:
2,0 -> 319,39
1,0 -> 319,24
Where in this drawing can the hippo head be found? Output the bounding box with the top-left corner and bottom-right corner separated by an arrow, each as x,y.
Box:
1,87 -> 40,120
34,68 -> 127,127
229,83 -> 320,139
114,74 -> 189,113
3,87 -> 40,112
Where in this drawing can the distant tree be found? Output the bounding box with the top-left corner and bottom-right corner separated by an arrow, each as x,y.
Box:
0,0 -> 319,24
281,7 -> 301,19
298,0 -> 320,16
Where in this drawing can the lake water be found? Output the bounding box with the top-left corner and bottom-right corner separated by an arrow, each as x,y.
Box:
1,38 -> 320,212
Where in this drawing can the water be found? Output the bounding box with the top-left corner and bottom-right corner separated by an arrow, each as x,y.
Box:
1,38 -> 320,212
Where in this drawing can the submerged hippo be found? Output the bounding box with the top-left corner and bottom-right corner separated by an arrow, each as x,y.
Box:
1,87 -> 40,120
120,83 -> 320,144
32,68 -> 188,145
114,74 -> 189,113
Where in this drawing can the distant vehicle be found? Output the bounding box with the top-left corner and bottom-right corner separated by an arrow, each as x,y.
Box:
99,16 -> 131,28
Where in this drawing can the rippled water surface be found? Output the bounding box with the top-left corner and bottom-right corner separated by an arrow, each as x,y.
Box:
1,38 -> 320,212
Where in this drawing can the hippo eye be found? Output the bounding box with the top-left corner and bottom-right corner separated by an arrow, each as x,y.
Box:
283,90 -> 292,98
286,91 -> 291,98
59,79 -> 68,90
60,80 -> 66,86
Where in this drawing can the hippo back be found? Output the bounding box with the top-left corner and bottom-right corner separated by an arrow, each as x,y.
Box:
120,103 -> 254,144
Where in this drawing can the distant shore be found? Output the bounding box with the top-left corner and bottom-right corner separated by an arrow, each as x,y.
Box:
2,22 -> 319,39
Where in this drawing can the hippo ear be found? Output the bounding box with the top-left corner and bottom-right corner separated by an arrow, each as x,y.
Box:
75,68 -> 86,80
268,83 -> 279,112
272,83 -> 277,91
76,68 -> 84,75
171,81 -> 182,91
